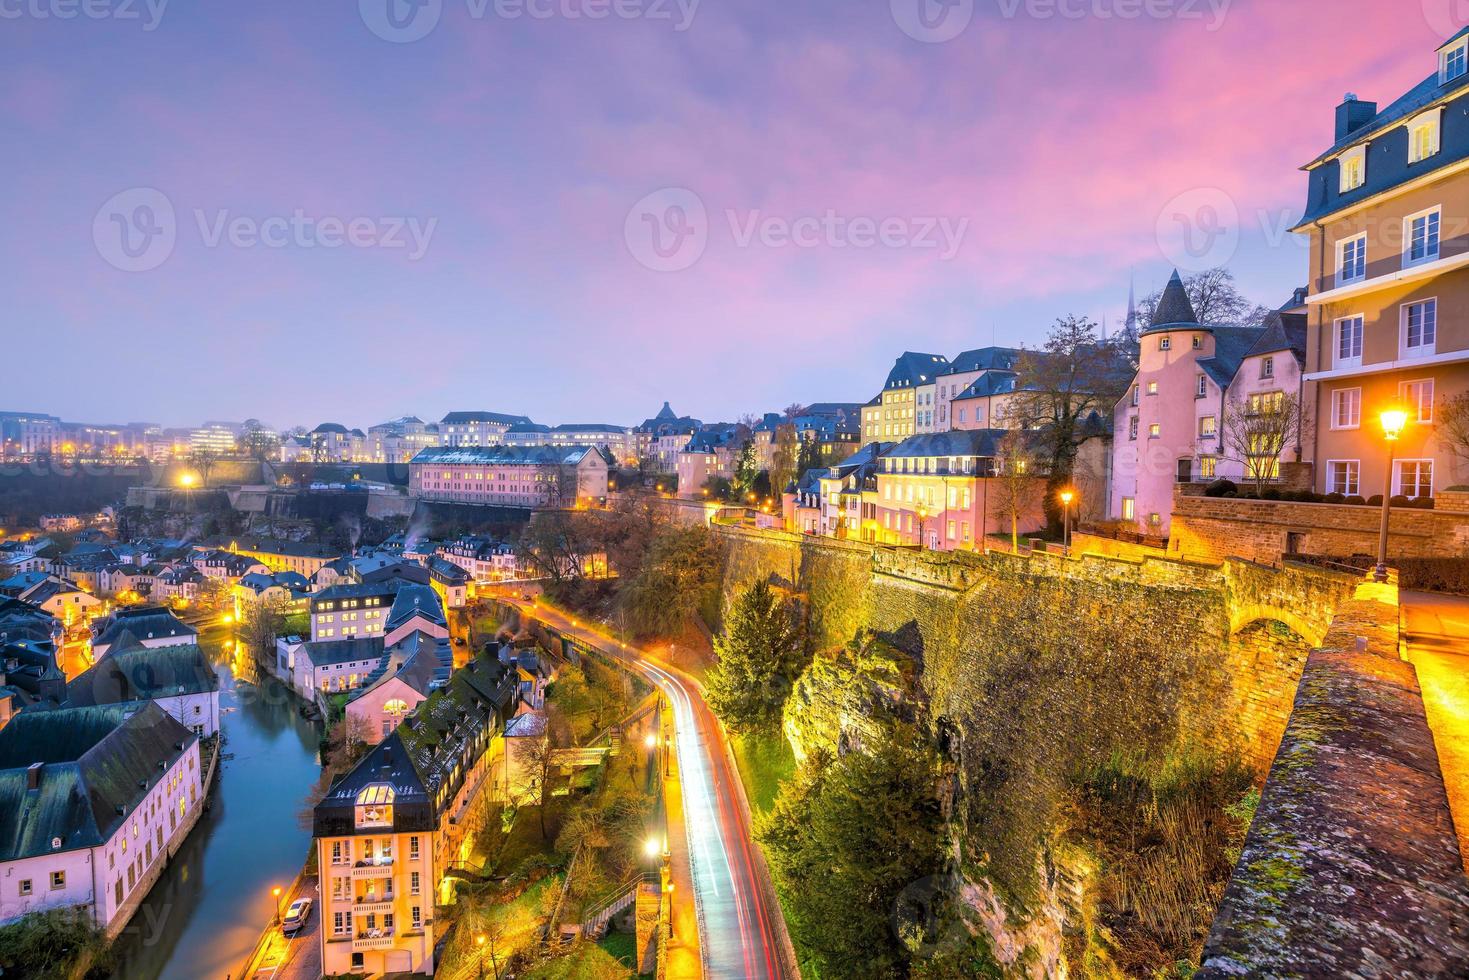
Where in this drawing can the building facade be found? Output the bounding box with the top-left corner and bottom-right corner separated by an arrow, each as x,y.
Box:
1296,32 -> 1469,501
408,445 -> 609,509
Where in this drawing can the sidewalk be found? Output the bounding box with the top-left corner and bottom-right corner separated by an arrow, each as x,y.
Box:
234,872 -> 320,980
1403,590 -> 1469,873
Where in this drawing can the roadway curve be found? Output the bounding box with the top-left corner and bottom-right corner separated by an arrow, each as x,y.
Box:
502,597 -> 795,980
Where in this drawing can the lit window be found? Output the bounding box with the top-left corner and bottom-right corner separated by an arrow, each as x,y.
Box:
1198,455 -> 1217,479
1199,416 -> 1217,437
1121,497 -> 1135,521
1327,461 -> 1360,497
1408,111 -> 1441,164
50,871 -> 65,890
1147,381 -> 1159,395
1148,423 -> 1161,439
1192,335 -> 1203,350
1403,299 -> 1437,356
1340,146 -> 1367,193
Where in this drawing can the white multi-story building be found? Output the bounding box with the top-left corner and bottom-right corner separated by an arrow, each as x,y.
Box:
438,411 -> 533,448
0,704 -> 203,937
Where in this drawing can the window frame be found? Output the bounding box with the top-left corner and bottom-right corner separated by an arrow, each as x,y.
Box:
1339,145 -> 1367,193
1407,110 -> 1442,164
1330,387 -> 1362,430
1402,297 -> 1438,357
1403,207 -> 1442,266
1442,41 -> 1468,83
1393,459 -> 1435,499
1326,459 -> 1361,497
1334,315 -> 1364,368
1337,232 -> 1367,284
1399,378 -> 1436,423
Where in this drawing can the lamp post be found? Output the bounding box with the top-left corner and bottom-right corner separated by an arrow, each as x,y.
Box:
270,885 -> 283,926
1374,408 -> 1409,583
475,933 -> 486,980
1059,489 -> 1075,557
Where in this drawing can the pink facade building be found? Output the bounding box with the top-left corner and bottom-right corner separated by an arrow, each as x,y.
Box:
409,445 -> 609,509
1110,272 -> 1310,536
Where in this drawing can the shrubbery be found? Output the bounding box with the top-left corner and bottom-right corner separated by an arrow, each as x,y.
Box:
1206,486 -> 1436,509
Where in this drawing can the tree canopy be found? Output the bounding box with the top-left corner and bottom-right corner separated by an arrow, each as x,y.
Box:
705,580 -> 805,733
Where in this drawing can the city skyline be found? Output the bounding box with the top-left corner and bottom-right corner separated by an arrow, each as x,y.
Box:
1,3 -> 1455,426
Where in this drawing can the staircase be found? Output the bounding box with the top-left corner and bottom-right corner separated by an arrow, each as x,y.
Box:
580,872 -> 656,939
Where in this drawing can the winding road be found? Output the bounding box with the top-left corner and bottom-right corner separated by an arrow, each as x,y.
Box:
497,595 -> 796,980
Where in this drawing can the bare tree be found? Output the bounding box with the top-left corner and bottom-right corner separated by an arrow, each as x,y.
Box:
187,448 -> 218,488
991,432 -> 1044,552
1441,391 -> 1469,484
1135,267 -> 1270,329
1221,389 -> 1311,496
239,420 -> 280,463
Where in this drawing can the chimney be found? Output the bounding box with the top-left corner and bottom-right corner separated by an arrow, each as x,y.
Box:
1335,93 -> 1377,141
26,762 -> 43,791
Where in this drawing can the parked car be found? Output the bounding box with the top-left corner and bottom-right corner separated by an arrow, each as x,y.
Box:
282,897 -> 312,935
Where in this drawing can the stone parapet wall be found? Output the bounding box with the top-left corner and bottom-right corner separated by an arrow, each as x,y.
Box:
1171,493 -> 1469,564
1199,580 -> 1469,978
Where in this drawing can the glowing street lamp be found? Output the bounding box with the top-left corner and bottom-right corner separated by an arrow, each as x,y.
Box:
179,472 -> 196,488
644,836 -> 662,860
270,885 -> 283,924
1059,489 -> 1076,556
1374,408 -> 1409,583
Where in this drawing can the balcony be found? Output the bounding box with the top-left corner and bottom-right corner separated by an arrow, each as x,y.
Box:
353,928 -> 397,951
351,859 -> 394,879
354,893 -> 395,913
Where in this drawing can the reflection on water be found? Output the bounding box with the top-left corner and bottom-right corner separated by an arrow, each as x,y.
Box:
109,634 -> 322,980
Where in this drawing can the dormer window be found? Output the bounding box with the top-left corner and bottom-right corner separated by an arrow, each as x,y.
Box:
1339,145 -> 1367,192
1441,39 -> 1467,84
355,783 -> 395,830
1408,109 -> 1441,163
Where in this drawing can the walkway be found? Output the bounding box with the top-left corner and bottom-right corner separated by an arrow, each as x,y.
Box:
1403,590 -> 1469,873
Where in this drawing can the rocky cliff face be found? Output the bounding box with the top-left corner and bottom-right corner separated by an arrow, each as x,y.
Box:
782,632 -> 918,763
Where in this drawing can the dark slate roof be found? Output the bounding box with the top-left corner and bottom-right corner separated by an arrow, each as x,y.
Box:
0,703 -> 195,860
800,403 -> 863,417
206,537 -> 342,560
92,608 -> 197,650
66,641 -> 218,707
554,423 -> 628,434
1142,270 -> 1201,335
312,581 -> 401,603
654,402 -> 678,421
830,441 -> 896,476
883,352 -> 951,390
302,636 -> 386,668
350,631 -> 451,703
1244,312 -> 1309,367
943,347 -> 1022,375
1197,326 -> 1269,389
440,411 -> 533,425
410,445 -> 597,466
507,422 -> 553,434
954,370 -> 1021,400
888,429 -> 1007,458
387,584 -> 446,632
311,423 -> 349,435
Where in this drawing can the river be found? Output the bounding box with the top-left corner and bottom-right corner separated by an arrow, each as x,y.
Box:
108,626 -> 323,980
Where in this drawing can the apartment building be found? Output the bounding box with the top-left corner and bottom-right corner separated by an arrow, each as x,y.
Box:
1296,31 -> 1469,500
438,411 -> 533,448
366,417 -> 442,464
861,352 -> 951,442
504,423 -> 637,466
787,441 -> 894,539
313,656 -> 517,976
1110,272 -> 1311,535
309,583 -> 398,642
915,348 -> 1024,433
408,445 -> 610,509
873,429 -> 1045,549
0,412 -> 61,458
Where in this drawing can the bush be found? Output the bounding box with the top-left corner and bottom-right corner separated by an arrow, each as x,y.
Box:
1367,494 -> 1384,507
1409,496 -> 1436,510
1203,479 -> 1238,498
1400,558 -> 1469,596
1345,495 -> 1366,506
1222,491 -> 1238,498
1390,494 -> 1413,508
1448,485 -> 1469,492
1324,492 -> 1346,504
1261,487 -> 1282,501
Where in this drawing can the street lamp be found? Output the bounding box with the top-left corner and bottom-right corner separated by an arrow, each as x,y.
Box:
475,933 -> 486,980
644,836 -> 662,860
271,885 -> 283,925
1374,408 -> 1409,583
1059,489 -> 1075,556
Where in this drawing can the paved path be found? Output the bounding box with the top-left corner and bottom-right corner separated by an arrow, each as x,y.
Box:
237,874 -> 320,980
1403,591 -> 1469,873
501,596 -> 797,980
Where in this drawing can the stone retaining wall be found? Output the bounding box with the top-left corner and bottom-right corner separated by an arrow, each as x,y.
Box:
1199,579 -> 1469,978
1171,493 -> 1469,564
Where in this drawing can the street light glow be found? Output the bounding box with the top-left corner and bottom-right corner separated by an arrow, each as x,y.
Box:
1381,408 -> 1408,441
644,836 -> 661,859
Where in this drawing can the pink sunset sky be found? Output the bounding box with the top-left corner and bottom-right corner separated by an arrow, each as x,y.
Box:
0,0 -> 1460,428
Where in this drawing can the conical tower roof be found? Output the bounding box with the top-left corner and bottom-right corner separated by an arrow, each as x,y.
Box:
1143,270 -> 1202,334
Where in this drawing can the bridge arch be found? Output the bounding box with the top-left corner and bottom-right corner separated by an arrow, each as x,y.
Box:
1228,603 -> 1327,648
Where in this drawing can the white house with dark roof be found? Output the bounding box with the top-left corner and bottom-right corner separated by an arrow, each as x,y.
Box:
0,703 -> 203,935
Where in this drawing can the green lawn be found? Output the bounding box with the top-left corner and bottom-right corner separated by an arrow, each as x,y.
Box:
730,731 -> 795,817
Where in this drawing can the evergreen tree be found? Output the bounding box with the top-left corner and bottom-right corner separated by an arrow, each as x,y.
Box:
705,581 -> 804,732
